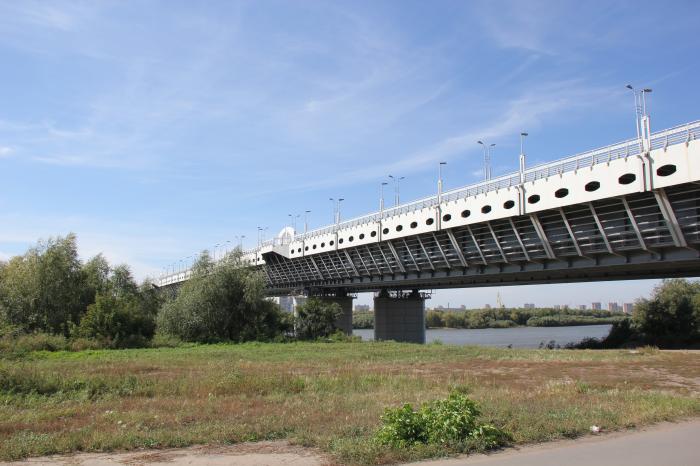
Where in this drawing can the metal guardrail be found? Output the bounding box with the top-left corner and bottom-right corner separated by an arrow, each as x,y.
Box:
160,120 -> 700,285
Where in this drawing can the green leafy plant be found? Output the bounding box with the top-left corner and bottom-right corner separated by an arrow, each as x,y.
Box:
375,392 -> 508,450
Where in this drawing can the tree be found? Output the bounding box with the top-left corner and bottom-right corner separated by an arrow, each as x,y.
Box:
77,263 -> 160,347
0,234 -> 85,335
632,279 -> 700,345
156,250 -> 289,342
294,298 -> 342,340
425,310 -> 444,328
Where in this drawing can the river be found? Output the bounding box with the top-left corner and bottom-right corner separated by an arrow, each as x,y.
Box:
353,324 -> 612,348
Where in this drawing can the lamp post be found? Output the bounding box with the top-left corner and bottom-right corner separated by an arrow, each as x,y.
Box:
477,141 -> 496,181
519,132 -> 528,183
329,198 -> 344,225
380,181 -> 388,217
626,84 -> 653,151
438,162 -> 447,203
337,198 -> 344,224
288,213 -> 299,233
304,210 -> 311,234
388,175 -> 405,206
257,227 -> 265,246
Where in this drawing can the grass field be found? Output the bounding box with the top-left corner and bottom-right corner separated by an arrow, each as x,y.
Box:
1,342 -> 699,464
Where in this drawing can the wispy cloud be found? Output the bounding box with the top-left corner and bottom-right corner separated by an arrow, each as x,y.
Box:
0,146 -> 13,158
282,80 -> 621,193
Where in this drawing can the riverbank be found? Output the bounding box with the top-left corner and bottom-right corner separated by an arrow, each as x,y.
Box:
1,342 -> 698,464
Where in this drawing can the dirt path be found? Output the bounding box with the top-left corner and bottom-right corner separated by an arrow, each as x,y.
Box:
4,421 -> 700,466
0,442 -> 325,466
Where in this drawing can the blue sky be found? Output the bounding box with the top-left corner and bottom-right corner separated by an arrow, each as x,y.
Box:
1,0 -> 699,307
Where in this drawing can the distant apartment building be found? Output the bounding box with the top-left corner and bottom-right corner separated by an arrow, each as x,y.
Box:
354,304 -> 370,312
608,302 -> 622,312
591,302 -> 602,310
623,302 -> 634,314
553,304 -> 561,310
484,304 -> 492,309
579,305 -> 587,310
523,303 -> 535,309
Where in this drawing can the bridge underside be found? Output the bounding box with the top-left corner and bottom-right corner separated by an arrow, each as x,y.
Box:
263,183 -> 700,295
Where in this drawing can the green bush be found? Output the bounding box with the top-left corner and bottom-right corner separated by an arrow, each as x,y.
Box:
375,392 -> 508,449
78,293 -> 156,348
0,333 -> 68,356
295,298 -> 342,340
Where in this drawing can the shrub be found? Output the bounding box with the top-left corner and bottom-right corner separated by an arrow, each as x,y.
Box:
68,337 -> 106,352
78,293 -> 156,348
375,392 -> 508,450
295,298 -> 342,340
0,333 -> 68,355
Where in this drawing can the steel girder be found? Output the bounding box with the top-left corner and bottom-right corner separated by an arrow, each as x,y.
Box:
262,184 -> 700,294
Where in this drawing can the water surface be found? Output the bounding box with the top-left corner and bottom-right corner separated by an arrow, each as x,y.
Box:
353,325 -> 611,348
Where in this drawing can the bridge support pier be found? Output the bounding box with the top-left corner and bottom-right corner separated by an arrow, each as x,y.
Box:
316,294 -> 354,335
374,289 -> 426,344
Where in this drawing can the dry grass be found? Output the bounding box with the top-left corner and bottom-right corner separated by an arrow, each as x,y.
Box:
1,342 -> 699,464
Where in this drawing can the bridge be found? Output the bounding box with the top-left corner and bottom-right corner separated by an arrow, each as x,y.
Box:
159,118 -> 700,343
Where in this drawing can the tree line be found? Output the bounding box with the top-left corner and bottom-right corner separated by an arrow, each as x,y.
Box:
0,234 -> 343,353
352,307 -> 625,330
2,234 -> 698,351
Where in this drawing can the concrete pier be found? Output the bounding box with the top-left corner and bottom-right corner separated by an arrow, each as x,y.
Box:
317,295 -> 354,335
374,289 -> 426,343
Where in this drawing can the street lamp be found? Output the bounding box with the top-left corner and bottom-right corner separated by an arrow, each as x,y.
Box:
519,132 -> 528,182
257,227 -> 268,246
380,181 -> 389,217
477,141 -> 496,181
438,161 -> 447,203
304,210 -> 311,234
388,175 -> 405,206
329,198 -> 344,225
626,84 -> 653,150
337,198 -> 344,224
288,213 -> 299,233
